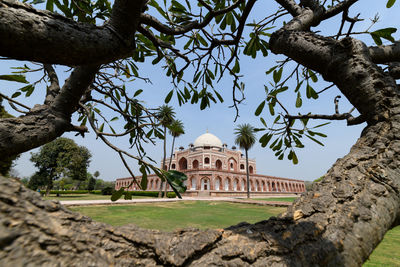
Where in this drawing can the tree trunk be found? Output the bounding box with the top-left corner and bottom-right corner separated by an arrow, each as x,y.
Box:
45,177 -> 53,197
158,126 -> 167,198
164,136 -> 176,198
245,149 -> 250,199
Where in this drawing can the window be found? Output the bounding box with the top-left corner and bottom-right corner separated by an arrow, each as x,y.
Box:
192,160 -> 199,169
171,163 -> 176,169
204,157 -> 210,164
240,164 -> 245,170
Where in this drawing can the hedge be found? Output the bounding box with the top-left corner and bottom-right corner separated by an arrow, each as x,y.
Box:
123,191 -> 176,199
49,190 -> 102,195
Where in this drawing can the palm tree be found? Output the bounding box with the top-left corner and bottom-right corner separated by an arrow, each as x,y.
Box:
234,124 -> 256,199
164,119 -> 185,196
156,105 -> 175,197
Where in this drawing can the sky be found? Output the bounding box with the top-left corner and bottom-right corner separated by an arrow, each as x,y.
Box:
1,0 -> 397,182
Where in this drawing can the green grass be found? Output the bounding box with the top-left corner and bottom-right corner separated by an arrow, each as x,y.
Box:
252,197 -> 298,202
364,226 -> 400,267
44,194 -> 154,201
69,201 -> 286,231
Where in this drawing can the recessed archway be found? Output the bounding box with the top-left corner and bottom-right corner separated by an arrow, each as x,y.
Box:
179,157 -> 188,170
216,159 -> 222,170
192,159 -> 199,169
201,177 -> 210,191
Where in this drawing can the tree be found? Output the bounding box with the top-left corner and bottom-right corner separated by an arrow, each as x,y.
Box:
0,0 -> 400,265
30,137 -> 91,195
87,174 -> 96,192
166,119 -> 185,196
234,123 -> 256,199
156,104 -> 176,197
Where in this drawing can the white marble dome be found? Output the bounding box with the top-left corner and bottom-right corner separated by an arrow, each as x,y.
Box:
193,132 -> 223,148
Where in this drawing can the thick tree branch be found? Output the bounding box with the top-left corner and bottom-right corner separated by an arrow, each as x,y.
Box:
369,43 -> 400,64
44,64 -> 60,105
285,113 -> 365,126
0,0 -> 143,65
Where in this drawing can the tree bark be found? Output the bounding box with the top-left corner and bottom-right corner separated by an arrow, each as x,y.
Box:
0,0 -> 137,66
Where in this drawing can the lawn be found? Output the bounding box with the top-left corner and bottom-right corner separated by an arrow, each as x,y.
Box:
69,200 -> 400,266
44,194 -> 155,201
252,197 -> 298,202
69,201 -> 286,230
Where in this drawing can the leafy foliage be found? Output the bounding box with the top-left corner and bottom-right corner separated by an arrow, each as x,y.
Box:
30,138 -> 92,193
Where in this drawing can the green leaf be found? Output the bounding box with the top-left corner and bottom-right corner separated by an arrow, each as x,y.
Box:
134,89 -> 143,97
255,101 -> 265,116
296,92 -> 302,108
273,68 -> 283,83
370,28 -> 397,45
110,117 -> 119,122
111,188 -> 124,202
0,75 -> 29,84
164,170 -> 187,198
306,134 -> 324,146
292,151 -> 298,164
46,0 -> 54,11
387,0 -> 396,8
259,133 -> 272,147
11,92 -> 21,98
140,164 -> 148,190
164,90 -> 174,103
266,66 -> 277,75
268,103 -> 275,116
99,123 -> 104,133
232,59 -> 240,73
308,69 -> 318,82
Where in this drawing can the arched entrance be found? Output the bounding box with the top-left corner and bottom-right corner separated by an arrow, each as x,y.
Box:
192,159 -> 199,169
228,157 -> 237,171
201,178 -> 210,191
215,177 -> 222,190
224,178 -> 230,191
216,159 -> 222,170
179,157 -> 188,170
249,165 -> 254,174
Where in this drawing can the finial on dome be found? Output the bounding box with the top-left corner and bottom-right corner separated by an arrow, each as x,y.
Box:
206,128 -> 209,133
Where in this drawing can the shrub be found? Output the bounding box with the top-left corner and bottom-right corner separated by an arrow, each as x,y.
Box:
101,186 -> 114,195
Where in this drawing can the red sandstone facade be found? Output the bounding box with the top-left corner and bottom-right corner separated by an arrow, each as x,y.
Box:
115,132 -> 306,196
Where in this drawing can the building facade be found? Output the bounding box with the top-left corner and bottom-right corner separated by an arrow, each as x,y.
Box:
115,132 -> 306,196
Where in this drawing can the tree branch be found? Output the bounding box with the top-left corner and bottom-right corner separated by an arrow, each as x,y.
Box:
0,0 -> 144,65
369,43 -> 400,64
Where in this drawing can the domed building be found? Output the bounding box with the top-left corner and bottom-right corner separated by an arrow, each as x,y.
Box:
115,131 -> 306,196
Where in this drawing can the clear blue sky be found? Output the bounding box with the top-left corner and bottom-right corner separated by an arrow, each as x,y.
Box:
1,0 -> 397,182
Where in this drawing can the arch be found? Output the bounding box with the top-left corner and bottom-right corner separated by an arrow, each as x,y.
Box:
190,177 -> 197,190
179,157 -> 188,170
241,179 -> 245,191
204,157 -> 210,164
250,180 -> 254,191
171,163 -> 176,169
232,178 -> 240,191
249,165 -> 254,174
228,157 -> 237,172
224,178 -> 231,191
201,177 -> 210,191
240,164 -> 245,170
150,180 -> 153,190
261,181 -> 265,192
192,159 -> 199,169
271,181 -> 276,191
216,159 -> 222,170
215,177 -> 222,191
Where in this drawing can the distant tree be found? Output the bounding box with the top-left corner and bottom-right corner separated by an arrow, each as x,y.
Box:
156,105 -> 175,197
93,171 -> 100,178
165,119 -> 185,196
234,124 -> 256,199
27,171 -> 48,191
87,173 -> 96,191
30,138 -> 91,196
